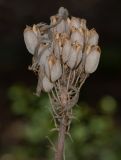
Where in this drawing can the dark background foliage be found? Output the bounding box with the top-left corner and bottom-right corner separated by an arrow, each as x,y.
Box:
0,0 -> 121,159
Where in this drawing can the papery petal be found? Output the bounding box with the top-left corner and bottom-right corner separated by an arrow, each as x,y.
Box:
51,59 -> 62,82
71,29 -> 84,46
70,17 -> 80,29
84,29 -> 90,44
88,29 -> 99,46
80,19 -> 87,30
54,40 -> 61,59
76,47 -> 83,66
62,39 -> 71,63
38,46 -> 52,67
67,44 -> 81,69
45,54 -> 56,79
56,20 -> 69,33
24,26 -> 38,54
84,45 -> 92,55
42,76 -> 54,92
45,58 -> 51,79
85,46 -> 101,73
36,68 -> 45,95
58,7 -> 69,18
36,77 -> 42,96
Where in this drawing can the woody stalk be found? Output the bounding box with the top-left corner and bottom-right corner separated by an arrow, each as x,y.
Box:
23,7 -> 101,160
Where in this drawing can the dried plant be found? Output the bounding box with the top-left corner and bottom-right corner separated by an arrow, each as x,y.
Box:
23,7 -> 101,160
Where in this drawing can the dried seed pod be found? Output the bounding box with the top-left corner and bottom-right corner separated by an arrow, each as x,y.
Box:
36,68 -> 45,95
76,45 -> 83,66
54,39 -> 61,59
58,7 -> 69,19
80,19 -> 87,30
32,24 -> 40,37
71,29 -> 84,46
67,43 -> 82,69
42,76 -> 54,92
62,39 -> 71,63
56,19 -> 69,33
45,56 -> 51,79
38,45 -> 52,67
48,54 -> 62,82
70,17 -> 80,29
23,26 -> 38,54
85,46 -> 101,73
84,45 -> 92,55
51,59 -> 62,82
45,54 -> 62,82
88,29 -> 99,46
50,16 -> 57,26
84,29 -> 90,44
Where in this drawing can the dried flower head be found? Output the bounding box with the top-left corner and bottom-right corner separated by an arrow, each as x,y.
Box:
23,7 -> 101,160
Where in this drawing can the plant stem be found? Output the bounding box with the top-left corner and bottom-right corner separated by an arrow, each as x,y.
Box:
55,118 -> 66,160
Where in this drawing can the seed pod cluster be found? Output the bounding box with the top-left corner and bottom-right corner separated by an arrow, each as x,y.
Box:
23,7 -> 101,107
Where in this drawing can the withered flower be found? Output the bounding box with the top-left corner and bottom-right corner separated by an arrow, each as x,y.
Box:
23,7 -> 101,160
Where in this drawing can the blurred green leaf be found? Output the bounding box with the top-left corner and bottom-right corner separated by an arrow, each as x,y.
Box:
99,96 -> 117,114
7,85 -> 121,160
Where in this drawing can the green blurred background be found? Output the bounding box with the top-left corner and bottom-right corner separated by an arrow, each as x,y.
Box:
0,0 -> 121,159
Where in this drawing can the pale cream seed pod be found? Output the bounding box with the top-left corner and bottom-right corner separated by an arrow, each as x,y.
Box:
45,55 -> 53,79
88,29 -> 99,46
45,54 -> 62,82
70,17 -> 81,29
80,19 -> 87,30
62,39 -> 71,63
32,24 -> 40,37
42,76 -> 54,92
76,45 -> 83,66
84,29 -> 90,44
85,46 -> 101,74
23,26 -> 38,54
71,29 -> 84,46
67,43 -> 82,69
51,59 -> 62,82
84,45 -> 92,55
38,45 -> 52,67
54,40 -> 61,59
56,19 -> 69,33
